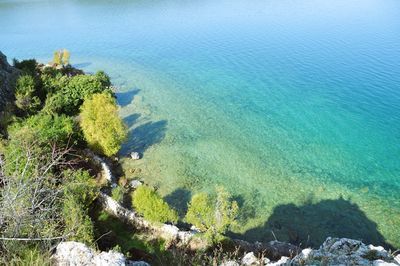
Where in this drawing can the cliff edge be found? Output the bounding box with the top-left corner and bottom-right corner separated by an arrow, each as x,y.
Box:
0,51 -> 19,112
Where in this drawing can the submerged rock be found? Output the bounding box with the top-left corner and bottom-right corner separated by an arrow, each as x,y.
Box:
130,152 -> 140,160
129,179 -> 143,189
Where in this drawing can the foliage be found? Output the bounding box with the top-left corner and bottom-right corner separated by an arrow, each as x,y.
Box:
53,49 -> 70,66
55,74 -> 110,115
63,169 -> 99,208
80,92 -> 127,156
62,194 -> 95,245
95,70 -> 111,87
1,245 -> 52,266
132,185 -> 178,224
13,58 -> 38,76
15,75 -> 41,114
62,170 -> 98,245
40,69 -> 68,95
185,187 -> 239,243
112,185 -> 126,204
3,114 -> 75,175
62,49 -> 70,65
0,137 -> 68,257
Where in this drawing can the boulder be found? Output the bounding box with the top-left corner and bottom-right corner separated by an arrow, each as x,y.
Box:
242,252 -> 259,265
53,241 -> 150,266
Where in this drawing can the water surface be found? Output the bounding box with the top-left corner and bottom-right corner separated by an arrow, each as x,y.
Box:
1,0 -> 399,248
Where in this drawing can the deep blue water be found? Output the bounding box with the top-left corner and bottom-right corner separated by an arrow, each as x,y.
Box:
1,0 -> 399,247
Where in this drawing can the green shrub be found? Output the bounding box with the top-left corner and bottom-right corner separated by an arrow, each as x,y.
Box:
62,170 -> 98,245
132,185 -> 178,224
185,187 -> 239,243
13,58 -> 38,76
112,185 -> 126,204
80,92 -> 127,156
3,114 -> 75,175
63,194 -> 95,245
15,75 -> 41,114
95,70 -> 111,87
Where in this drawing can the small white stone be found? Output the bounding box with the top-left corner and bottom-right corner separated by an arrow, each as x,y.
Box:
130,152 -> 140,160
301,248 -> 313,259
242,252 -> 259,265
129,179 -> 143,189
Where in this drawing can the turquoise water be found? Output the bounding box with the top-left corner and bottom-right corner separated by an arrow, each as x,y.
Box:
1,0 -> 399,247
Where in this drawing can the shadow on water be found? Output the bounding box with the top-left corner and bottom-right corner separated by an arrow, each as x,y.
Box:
72,62 -> 91,68
121,120 -> 167,155
115,88 -> 140,107
124,113 -> 141,128
230,197 -> 393,250
164,188 -> 192,218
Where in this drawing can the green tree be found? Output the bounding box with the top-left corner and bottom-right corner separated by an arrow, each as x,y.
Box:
53,50 -> 62,65
15,75 -> 41,114
132,185 -> 178,224
62,49 -> 70,65
80,93 -> 127,156
62,170 -> 98,244
185,187 -> 238,242
13,58 -> 38,76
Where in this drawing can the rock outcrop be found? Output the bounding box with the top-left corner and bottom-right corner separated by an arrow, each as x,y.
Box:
229,237 -> 399,266
0,51 -> 19,112
290,237 -> 399,266
53,241 -> 150,266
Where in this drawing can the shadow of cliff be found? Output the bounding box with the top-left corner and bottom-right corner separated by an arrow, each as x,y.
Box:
164,188 -> 192,218
121,120 -> 167,155
123,113 -> 141,128
115,88 -> 140,107
231,197 -> 393,249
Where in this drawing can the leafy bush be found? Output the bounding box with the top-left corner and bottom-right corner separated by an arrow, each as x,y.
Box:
15,75 -> 41,114
112,185 -> 126,204
62,170 -> 98,245
3,114 -> 75,175
80,92 -> 127,156
132,185 -> 178,224
185,187 -> 239,242
13,58 -> 38,76
95,70 -> 111,88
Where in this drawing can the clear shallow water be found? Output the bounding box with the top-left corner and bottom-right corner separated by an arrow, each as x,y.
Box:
1,0 -> 400,248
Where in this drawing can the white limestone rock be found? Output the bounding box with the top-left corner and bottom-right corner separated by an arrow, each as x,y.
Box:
266,256 -> 290,266
291,237 -> 399,266
54,241 -> 95,266
54,241 -> 150,266
242,252 -> 259,265
130,152 -> 140,160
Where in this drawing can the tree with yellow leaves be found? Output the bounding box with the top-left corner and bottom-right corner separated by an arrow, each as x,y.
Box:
52,49 -> 70,66
80,93 -> 127,156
